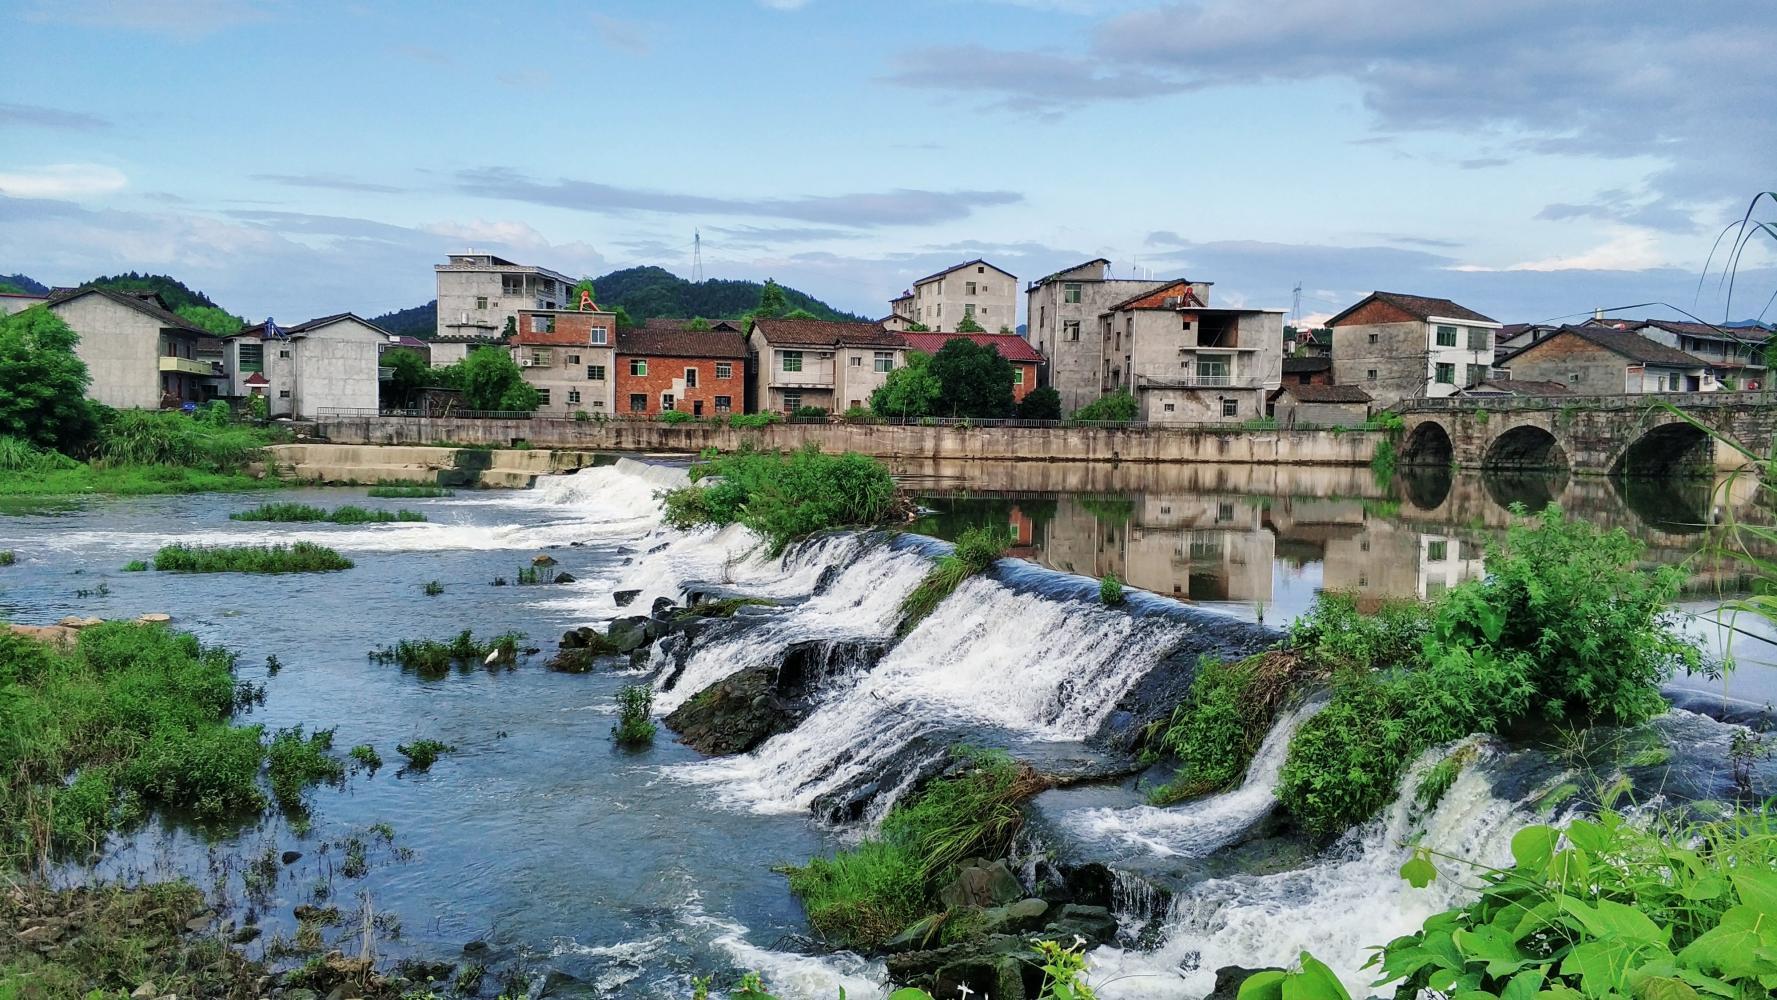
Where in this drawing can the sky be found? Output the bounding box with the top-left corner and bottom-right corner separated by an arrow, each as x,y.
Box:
2,0 -> 1774,328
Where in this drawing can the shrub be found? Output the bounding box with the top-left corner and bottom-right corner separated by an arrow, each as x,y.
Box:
1070,390 -> 1138,422
1016,386 -> 1062,421
366,484 -> 452,498
97,409 -> 266,472
150,542 -> 353,573
1147,651 -> 1323,806
726,412 -> 780,429
574,409 -> 591,422
1099,572 -> 1124,605
659,446 -> 899,555
368,629 -> 522,677
659,409 -> 696,424
0,550 -> 13,567
230,503 -> 425,524
396,739 -> 455,770
348,744 -> 382,770
898,525 -> 1008,631
121,559 -> 147,572
265,725 -> 343,812
612,684 -> 656,745
790,406 -> 829,420
840,405 -> 878,424
422,580 -> 443,596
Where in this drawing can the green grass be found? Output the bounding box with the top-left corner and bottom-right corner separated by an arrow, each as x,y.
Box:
151,542 -> 353,574
0,414 -> 286,497
265,725 -> 343,813
366,484 -> 452,498
367,629 -> 521,677
0,462 -> 278,497
659,445 -> 899,555
612,684 -> 656,745
673,597 -> 777,620
0,550 -> 13,567
395,739 -> 455,770
1099,572 -> 1124,605
230,503 -> 426,524
898,525 -> 1009,632
348,744 -> 382,770
121,559 -> 148,572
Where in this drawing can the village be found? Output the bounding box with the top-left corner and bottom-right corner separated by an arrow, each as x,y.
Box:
3,251 -> 1767,432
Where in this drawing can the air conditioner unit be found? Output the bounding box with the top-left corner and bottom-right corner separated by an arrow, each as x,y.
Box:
521,359 -> 541,368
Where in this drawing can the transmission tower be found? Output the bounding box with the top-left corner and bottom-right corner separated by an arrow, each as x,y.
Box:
1291,282 -> 1303,327
692,229 -> 704,283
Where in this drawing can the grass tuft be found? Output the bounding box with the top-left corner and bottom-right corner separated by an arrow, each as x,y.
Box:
151,542 -> 353,574
230,503 -> 426,524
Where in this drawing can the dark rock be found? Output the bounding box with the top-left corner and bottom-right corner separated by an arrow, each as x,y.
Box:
281,851 -> 303,866
1044,903 -> 1118,947
939,860 -> 1023,910
934,953 -> 1027,1000
1094,622 -> 1281,752
883,914 -> 945,954
462,940 -> 490,955
549,627 -> 617,672
532,554 -> 558,567
1047,862 -> 1116,910
664,665 -> 797,755
1208,966 -> 1284,1000
553,572 -> 576,584
231,924 -> 261,944
977,898 -> 1049,937
651,596 -> 676,617
605,616 -> 654,653
613,589 -> 641,608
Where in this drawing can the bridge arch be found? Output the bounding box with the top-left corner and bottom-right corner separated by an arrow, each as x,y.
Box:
1613,421 -> 1715,478
1400,420 -> 1453,467
1483,425 -> 1568,472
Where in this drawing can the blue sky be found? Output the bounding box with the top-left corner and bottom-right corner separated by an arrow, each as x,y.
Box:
2,0 -> 1773,327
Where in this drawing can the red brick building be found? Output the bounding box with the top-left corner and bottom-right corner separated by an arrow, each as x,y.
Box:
899,331 -> 1045,401
614,326 -> 749,417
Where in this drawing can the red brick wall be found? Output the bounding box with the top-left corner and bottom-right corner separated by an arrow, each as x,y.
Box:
1329,298 -> 1418,326
1012,361 -> 1037,401
1118,281 -> 1201,311
614,355 -> 745,416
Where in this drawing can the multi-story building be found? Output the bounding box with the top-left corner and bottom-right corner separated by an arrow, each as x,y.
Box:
44,287 -> 223,408
0,291 -> 47,316
747,318 -> 907,414
510,307 -> 617,416
1503,325 -> 1717,394
891,259 -> 1018,333
434,252 -> 576,343
1327,291 -> 1502,406
899,331 -> 1045,402
1026,259 -> 1169,413
1584,317 -> 1769,390
614,325 -> 749,418
1098,278 -> 1285,424
223,313 -> 391,418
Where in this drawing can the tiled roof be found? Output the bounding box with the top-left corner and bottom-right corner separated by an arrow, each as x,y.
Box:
911,258 -> 1016,287
1104,279 -> 1201,313
1552,326 -> 1714,367
1029,258 -> 1111,287
641,317 -> 744,332
233,313 -> 390,340
751,318 -> 904,348
616,328 -> 748,359
46,286 -> 215,336
899,332 -> 1044,363
1272,384 -> 1372,403
1588,317 -> 1772,343
1327,291 -> 1497,326
1282,356 -> 1332,374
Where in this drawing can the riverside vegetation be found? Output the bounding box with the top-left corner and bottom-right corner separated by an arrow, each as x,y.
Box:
147,541 -> 354,573
230,502 -> 427,523
659,445 -> 901,554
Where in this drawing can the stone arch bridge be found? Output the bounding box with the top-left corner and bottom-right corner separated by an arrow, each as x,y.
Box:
1395,393 -> 1776,476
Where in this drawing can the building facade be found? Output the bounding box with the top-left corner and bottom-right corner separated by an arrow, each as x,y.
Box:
224,313 -> 390,418
511,308 -> 618,416
1026,259 -> 1169,413
1585,318 -> 1769,389
899,331 -> 1044,402
614,326 -> 749,417
0,292 -> 47,316
1099,279 -> 1284,424
434,252 -> 577,342
44,288 -> 221,409
1327,291 -> 1502,407
892,259 -> 1018,333
1503,325 -> 1717,394
748,318 -> 907,414
1267,383 -> 1373,427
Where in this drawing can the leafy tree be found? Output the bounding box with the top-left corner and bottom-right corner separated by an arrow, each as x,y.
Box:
998,325 -> 1013,334
784,308 -> 818,320
1016,386 -> 1062,420
379,348 -> 430,409
85,272 -> 220,313
612,305 -> 635,331
1072,390 -> 1138,422
0,282 -> 28,295
501,315 -> 517,338
869,350 -> 942,419
904,321 -> 930,332
954,315 -> 986,333
929,338 -> 1014,417
756,278 -> 789,320
0,307 -> 96,452
687,317 -> 711,331
174,305 -> 245,335
570,278 -> 597,308
456,348 -> 538,412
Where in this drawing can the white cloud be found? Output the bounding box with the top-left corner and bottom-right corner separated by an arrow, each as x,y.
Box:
0,164 -> 127,199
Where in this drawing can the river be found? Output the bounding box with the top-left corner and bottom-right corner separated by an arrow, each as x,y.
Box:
0,455 -> 1770,998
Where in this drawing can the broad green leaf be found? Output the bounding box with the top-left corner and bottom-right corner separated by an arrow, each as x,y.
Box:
1401,851 -> 1439,888
1498,966 -> 1547,1000
1728,867 -> 1777,917
1455,924 -> 1536,977
1678,876 -> 1726,902
1566,819 -> 1610,855
1513,825 -> 1558,871
1282,954 -> 1354,1000
887,991 -> 934,1000
1630,976 -> 1698,1000
1562,938 -> 1641,997
1589,899 -> 1668,945
1676,905 -> 1776,979
1237,970 -> 1287,1000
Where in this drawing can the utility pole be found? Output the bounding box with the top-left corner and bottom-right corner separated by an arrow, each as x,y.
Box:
692,229 -> 704,284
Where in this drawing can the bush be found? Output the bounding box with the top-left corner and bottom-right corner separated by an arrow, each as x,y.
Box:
1070,390 -> 1138,422
659,446 -> 899,555
121,559 -> 147,572
150,542 -> 353,573
0,550 -> 13,567
229,503 -> 426,524
96,409 -> 266,472
727,412 -> 781,429
422,580 -> 443,596
368,629 -> 522,677
790,406 -> 829,421
396,739 -> 455,770
348,744 -> 382,770
612,684 -> 656,745
265,725 -> 342,813
366,484 -> 452,498
1099,572 -> 1124,605
840,405 -> 877,424
0,306 -> 97,454
1016,386 -> 1062,421
898,525 -> 1009,632
1148,651 -> 1323,806
659,409 -> 696,424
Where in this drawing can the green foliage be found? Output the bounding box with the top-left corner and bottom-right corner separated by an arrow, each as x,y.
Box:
1099,573 -> 1125,606
928,338 -> 1015,417
898,525 -> 1008,631
173,304 -> 245,335
449,347 -> 539,412
1371,436 -> 1398,480
1285,591 -> 1432,672
229,502 -> 426,524
840,405 -> 878,424
1071,390 -> 1138,422
727,412 -> 781,428
754,278 -> 790,320
904,321 -> 930,332
0,306 -> 97,453
954,315 -> 986,333
265,726 -> 342,813
348,744 -> 382,770
96,409 -> 267,472
659,408 -> 696,424
422,580 -> 443,597
659,446 -> 898,555
0,550 -> 12,567
151,542 -> 353,574
791,406 -> 829,420
612,684 -> 656,745
1365,410 -> 1405,432
1237,954 -> 1351,1000
84,272 -> 221,314
1017,386 -> 1063,420
366,484 -> 452,498
379,347 -> 431,409
1369,809 -> 1777,1000
870,350 -> 944,419
395,739 -> 455,770
368,629 -> 521,677
686,316 -> 711,331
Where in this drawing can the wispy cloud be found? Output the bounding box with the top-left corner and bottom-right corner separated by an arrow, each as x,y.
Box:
251,173 -> 404,195
0,102 -> 111,132
0,164 -> 127,198
884,44 -> 1190,114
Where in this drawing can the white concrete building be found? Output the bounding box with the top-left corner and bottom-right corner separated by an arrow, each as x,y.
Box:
748,318 -> 908,414
1026,259 -> 1169,413
0,291 -> 47,317
224,314 -> 391,418
1327,291 -> 1502,406
892,259 -> 1018,333
1099,279 -> 1285,424
434,252 -> 577,342
44,288 -> 223,409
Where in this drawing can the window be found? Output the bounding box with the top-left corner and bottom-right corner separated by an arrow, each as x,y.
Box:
278,389 -> 290,399
1217,501 -> 1236,523
238,342 -> 263,373
1367,369 -> 1378,381
1568,372 -> 1581,383
502,276 -> 523,295
536,388 -> 551,406
661,393 -> 675,411
874,351 -> 893,373
936,303 -> 942,318
531,314 -> 555,333
567,389 -> 581,404
976,265 -> 984,274
936,280 -> 943,295
1012,367 -> 1024,385
1427,540 -> 1448,562
529,350 -> 548,366
1368,333 -> 1379,345
566,354 -> 580,365
781,350 -> 802,373
1435,362 -> 1456,384
629,393 -> 647,412
1064,320 -> 1081,342
715,362 -> 732,379
1221,398 -> 1238,418
964,304 -> 975,319
1467,327 -> 1490,351
586,364 -> 606,380
1435,325 -> 1458,347
475,296 -> 488,310
278,349 -> 290,359
685,367 -> 698,388
782,391 -> 802,412
715,395 -> 732,413
1467,363 -> 1489,386
593,400 -> 605,409
1063,283 -> 1082,304
1163,402 -> 1175,412
629,359 -> 648,376
591,328 -> 608,345
966,281 -> 977,296
849,355 -> 862,367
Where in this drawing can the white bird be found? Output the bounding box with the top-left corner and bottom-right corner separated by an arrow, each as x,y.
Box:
485,650 -> 500,665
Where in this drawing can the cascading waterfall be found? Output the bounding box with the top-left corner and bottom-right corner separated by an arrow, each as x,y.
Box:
1087,745 -> 1532,999
1064,700 -> 1323,860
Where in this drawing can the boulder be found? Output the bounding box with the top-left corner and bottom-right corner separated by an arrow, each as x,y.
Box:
137,613 -> 172,624
663,665 -> 798,755
1208,966 -> 1284,1000
1043,903 -> 1118,947
553,572 -> 576,584
883,914 -> 945,954
605,616 -> 654,653
979,898 -> 1049,936
281,850 -> 303,865
613,589 -> 641,608
130,984 -> 158,1000
532,554 -> 558,566
938,860 -> 1023,910
650,596 -> 676,617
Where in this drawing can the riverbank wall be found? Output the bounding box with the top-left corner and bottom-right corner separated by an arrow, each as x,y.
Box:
303,416 -> 1384,467
267,443 -> 607,487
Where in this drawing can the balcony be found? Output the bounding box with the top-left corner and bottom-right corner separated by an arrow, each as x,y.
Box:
159,356 -> 213,376
769,371 -> 835,389
1135,374 -> 1262,390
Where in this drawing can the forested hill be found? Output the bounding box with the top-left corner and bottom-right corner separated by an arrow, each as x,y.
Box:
0,273 -> 48,295
369,266 -> 866,339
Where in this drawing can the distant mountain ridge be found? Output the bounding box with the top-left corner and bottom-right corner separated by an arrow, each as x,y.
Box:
0,271 -> 219,311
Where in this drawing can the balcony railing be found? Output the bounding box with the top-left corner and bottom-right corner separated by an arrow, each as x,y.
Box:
159,356 -> 213,376
768,372 -> 835,388
1134,374 -> 1262,390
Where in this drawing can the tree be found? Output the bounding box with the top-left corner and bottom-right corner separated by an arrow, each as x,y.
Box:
869,350 -> 942,419
175,304 -> 245,335
955,315 -> 986,333
1017,386 -> 1062,420
756,278 -> 789,320
571,278 -> 597,308
904,321 -> 930,332
613,306 -> 635,331
0,306 -> 96,453
687,317 -> 711,331
929,338 -> 1014,417
1072,390 -> 1138,422
784,308 -> 818,320
0,282 -> 27,295
379,348 -> 430,409
457,347 -> 538,412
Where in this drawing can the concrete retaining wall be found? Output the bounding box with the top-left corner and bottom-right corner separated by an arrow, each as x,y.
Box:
268,443 -> 606,487
306,416 -> 1383,467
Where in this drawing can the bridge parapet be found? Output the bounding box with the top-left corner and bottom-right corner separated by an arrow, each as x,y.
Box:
1396,390 -> 1762,414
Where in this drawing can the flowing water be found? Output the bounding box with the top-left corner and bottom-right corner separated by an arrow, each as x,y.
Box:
1,454 -> 1773,998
